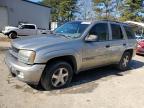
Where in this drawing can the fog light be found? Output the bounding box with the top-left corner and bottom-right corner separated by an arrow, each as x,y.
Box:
17,71 -> 24,79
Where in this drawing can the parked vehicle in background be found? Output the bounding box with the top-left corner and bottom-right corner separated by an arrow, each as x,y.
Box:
2,24 -> 50,39
5,20 -> 137,90
136,40 -> 144,55
136,35 -> 144,41
125,21 -> 144,41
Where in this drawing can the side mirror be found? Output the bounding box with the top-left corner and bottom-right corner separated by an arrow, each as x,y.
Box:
85,35 -> 98,42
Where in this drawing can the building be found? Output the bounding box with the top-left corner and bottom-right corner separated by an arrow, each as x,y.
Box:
0,0 -> 51,31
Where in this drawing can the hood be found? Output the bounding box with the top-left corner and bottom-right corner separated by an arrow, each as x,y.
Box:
5,26 -> 18,31
12,34 -> 70,51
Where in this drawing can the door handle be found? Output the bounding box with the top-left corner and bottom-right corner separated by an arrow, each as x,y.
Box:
106,45 -> 110,48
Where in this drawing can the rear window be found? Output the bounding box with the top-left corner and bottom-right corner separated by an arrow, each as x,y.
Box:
111,24 -> 124,40
124,26 -> 135,39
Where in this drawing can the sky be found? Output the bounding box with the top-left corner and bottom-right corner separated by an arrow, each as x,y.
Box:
29,0 -> 144,19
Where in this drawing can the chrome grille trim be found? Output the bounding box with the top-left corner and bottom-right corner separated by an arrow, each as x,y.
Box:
11,46 -> 19,53
9,46 -> 19,59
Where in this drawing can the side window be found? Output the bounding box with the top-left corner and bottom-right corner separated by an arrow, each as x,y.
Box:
29,25 -> 35,29
89,23 -> 109,41
111,24 -> 124,40
22,25 -> 35,29
124,26 -> 135,39
21,25 -> 28,29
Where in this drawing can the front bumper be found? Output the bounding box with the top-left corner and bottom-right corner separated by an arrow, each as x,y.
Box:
2,30 -> 10,35
5,52 -> 46,85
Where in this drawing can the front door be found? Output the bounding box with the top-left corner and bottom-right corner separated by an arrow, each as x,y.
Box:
82,22 -> 112,69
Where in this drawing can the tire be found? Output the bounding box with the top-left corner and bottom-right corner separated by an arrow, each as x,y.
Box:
40,61 -> 73,90
8,32 -> 17,39
117,51 -> 131,71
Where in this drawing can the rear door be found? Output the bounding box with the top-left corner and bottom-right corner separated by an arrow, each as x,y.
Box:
108,23 -> 127,63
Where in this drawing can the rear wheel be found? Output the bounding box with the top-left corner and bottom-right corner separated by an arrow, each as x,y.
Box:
8,32 -> 17,39
41,61 -> 73,90
117,52 -> 131,71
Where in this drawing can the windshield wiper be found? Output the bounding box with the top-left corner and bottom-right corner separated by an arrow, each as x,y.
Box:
55,33 -> 71,39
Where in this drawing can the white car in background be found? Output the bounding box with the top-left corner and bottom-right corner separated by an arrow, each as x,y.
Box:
136,35 -> 144,41
2,24 -> 50,39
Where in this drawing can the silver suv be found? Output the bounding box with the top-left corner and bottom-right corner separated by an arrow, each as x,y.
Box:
5,20 -> 137,90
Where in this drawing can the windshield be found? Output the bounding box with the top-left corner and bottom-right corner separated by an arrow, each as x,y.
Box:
54,22 -> 90,39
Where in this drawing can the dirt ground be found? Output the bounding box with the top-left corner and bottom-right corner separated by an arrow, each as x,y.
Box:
0,41 -> 144,108
0,33 -> 10,42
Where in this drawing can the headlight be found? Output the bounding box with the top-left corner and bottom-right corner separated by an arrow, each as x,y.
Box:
5,28 -> 10,31
18,50 -> 36,64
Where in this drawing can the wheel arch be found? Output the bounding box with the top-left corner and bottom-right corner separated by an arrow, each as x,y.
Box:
124,49 -> 134,59
9,31 -> 17,35
45,55 -> 77,73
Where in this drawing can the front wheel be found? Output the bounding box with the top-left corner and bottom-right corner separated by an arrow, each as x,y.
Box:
117,52 -> 131,71
8,32 -> 17,39
40,61 -> 73,90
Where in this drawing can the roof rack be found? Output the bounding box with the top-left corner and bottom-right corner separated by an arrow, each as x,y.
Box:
101,20 -> 129,25
101,20 -> 121,23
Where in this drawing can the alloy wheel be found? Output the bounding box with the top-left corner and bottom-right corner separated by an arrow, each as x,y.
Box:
51,68 -> 69,87
122,55 -> 129,68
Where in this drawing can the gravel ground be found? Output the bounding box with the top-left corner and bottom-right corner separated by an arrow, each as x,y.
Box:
0,33 -> 5,37
0,33 -> 10,42
0,42 -> 144,108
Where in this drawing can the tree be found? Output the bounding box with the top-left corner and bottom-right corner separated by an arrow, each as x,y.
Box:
41,0 -> 60,21
119,0 -> 142,21
59,0 -> 77,22
93,0 -> 143,21
93,0 -> 118,20
41,0 -> 77,22
93,0 -> 122,20
41,0 -> 59,21
75,0 -> 96,20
